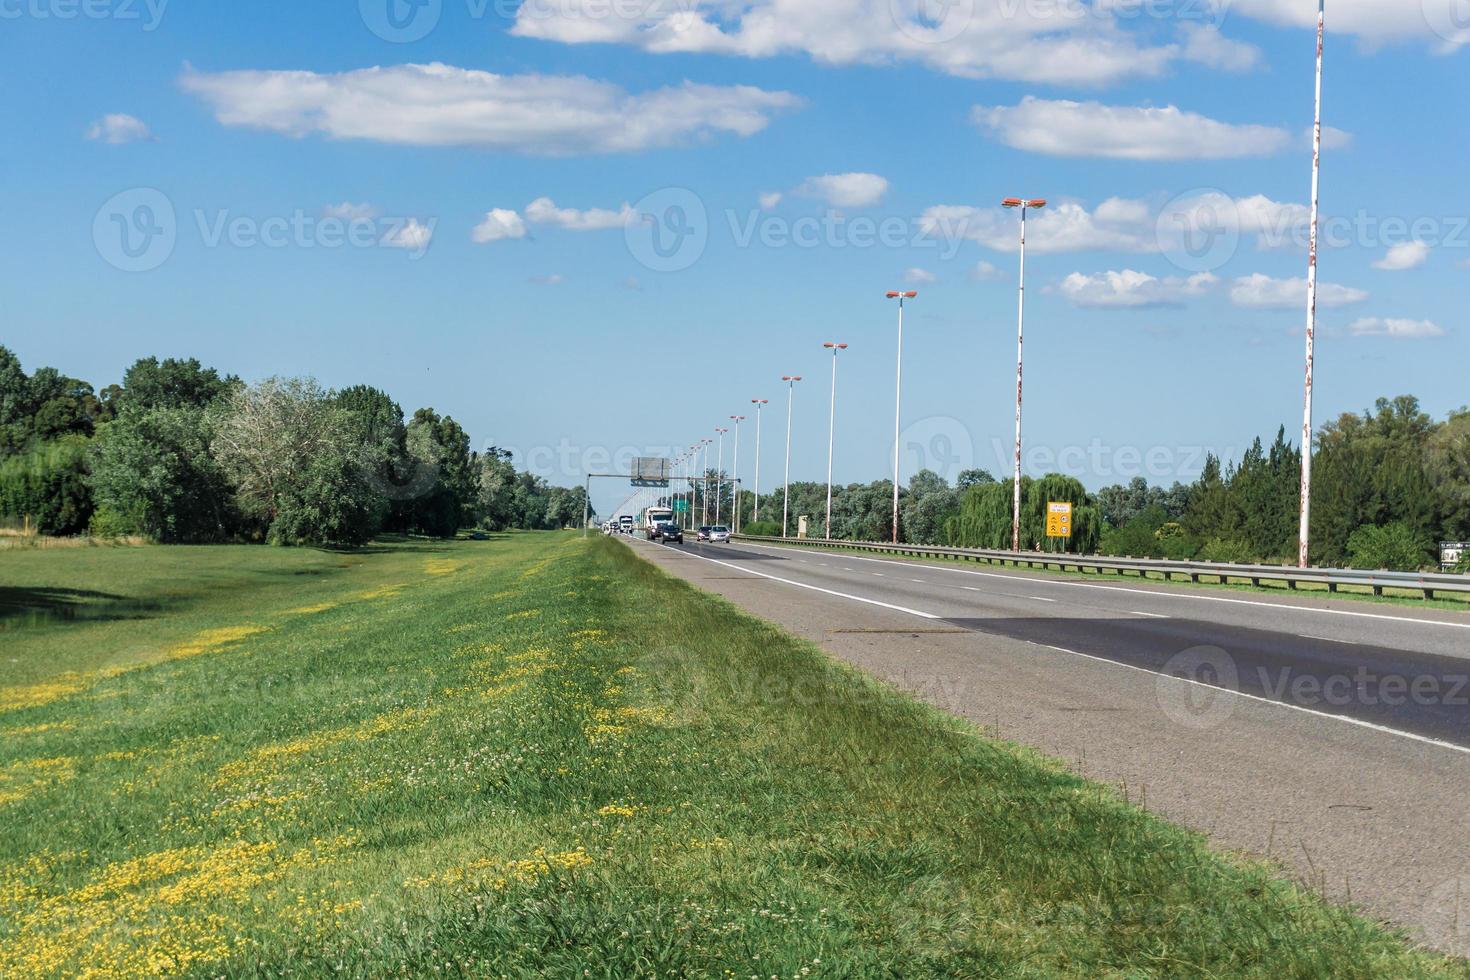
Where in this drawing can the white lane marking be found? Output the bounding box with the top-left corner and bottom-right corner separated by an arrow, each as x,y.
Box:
647,541 -> 939,620
873,572 -> 886,577
1029,596 -> 1058,603
730,541 -> 1470,632
911,579 -> 927,584
1303,634 -> 1353,645
1131,611 -> 1170,620
630,539 -> 1470,757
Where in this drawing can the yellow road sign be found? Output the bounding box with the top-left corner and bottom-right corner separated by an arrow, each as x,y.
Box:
1046,501 -> 1073,538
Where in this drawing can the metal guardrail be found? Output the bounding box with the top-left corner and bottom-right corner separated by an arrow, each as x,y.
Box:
731,535 -> 1470,600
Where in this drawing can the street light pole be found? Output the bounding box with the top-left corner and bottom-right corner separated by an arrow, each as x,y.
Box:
729,415 -> 745,532
886,291 -> 917,544
700,439 -> 712,526
751,399 -> 768,521
822,342 -> 848,541
1002,197 -> 1046,552
714,427 -> 728,524
1299,0 -> 1325,569
781,376 -> 801,538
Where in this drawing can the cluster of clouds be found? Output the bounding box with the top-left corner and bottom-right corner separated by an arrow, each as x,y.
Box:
1055,270 -> 1370,310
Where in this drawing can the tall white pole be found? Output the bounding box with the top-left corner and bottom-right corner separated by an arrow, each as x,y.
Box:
701,441 -> 710,526
1012,204 -> 1028,553
715,429 -> 726,524
1299,0 -> 1325,570
825,347 -> 839,541
730,417 -> 743,533
891,294 -> 907,544
752,400 -> 766,521
783,379 -> 796,538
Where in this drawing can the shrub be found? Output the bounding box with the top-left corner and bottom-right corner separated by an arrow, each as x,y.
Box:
742,520 -> 782,537
88,505 -> 140,539
0,437 -> 93,535
1346,523 -> 1430,572
1198,538 -> 1258,564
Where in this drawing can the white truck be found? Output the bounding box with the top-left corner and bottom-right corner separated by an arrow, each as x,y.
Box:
640,507 -> 675,540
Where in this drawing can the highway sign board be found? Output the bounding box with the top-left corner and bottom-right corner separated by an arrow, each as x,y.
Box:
631,457 -> 671,488
1046,501 -> 1073,539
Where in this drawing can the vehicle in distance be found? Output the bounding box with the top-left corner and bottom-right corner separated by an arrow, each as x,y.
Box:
709,526 -> 731,543
652,522 -> 684,544
697,526 -> 712,541
619,516 -> 635,533
641,507 -> 675,539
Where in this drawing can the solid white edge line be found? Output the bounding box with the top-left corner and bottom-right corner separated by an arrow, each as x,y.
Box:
628,538 -> 1470,757
729,540 -> 1470,631
645,540 -> 939,621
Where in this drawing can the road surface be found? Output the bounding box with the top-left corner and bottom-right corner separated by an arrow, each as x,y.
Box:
625,534 -> 1470,953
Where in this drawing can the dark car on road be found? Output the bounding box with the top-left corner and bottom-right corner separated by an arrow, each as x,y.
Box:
653,522 -> 684,544
697,526 -> 712,541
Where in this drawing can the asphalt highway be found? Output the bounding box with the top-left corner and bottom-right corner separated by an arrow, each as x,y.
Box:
624,533 -> 1470,950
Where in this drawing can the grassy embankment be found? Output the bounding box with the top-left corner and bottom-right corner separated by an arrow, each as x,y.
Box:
1,532 -> 1464,977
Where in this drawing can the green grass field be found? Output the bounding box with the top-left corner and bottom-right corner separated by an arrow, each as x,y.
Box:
1,533 -> 1465,977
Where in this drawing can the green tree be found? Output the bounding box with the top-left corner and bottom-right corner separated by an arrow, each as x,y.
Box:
90,407 -> 237,542
121,357 -> 235,412
0,437 -> 93,535
1346,523 -> 1432,572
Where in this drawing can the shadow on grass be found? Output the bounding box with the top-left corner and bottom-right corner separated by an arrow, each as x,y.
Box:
0,586 -> 172,629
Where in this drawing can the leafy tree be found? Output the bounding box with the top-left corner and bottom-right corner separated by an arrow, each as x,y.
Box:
0,346 -> 31,457
121,357 -> 235,412
90,407 -> 237,542
901,470 -> 959,545
0,437 -> 93,534
956,469 -> 996,492
406,409 -> 477,537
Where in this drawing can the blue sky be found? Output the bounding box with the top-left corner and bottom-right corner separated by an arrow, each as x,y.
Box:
2,0 -> 1466,516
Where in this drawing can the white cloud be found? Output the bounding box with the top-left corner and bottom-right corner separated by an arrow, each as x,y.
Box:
1318,126 -> 1354,150
528,274 -> 566,285
1179,25 -> 1263,71
1059,269 -> 1218,308
510,0 -> 1187,86
472,209 -> 528,243
181,63 -> 800,155
1349,317 -> 1446,339
904,267 -> 936,284
380,218 -> 435,253
796,173 -> 889,208
970,260 -> 1006,282
1372,241 -> 1430,271
919,198 -> 1159,254
973,98 -> 1291,161
1232,0 -> 1468,48
525,197 -> 635,230
86,113 -> 153,144
1229,274 -> 1368,309
758,191 -> 783,210
322,202 -> 378,221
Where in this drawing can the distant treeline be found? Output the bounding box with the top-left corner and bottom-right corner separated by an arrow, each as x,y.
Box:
731,395 -> 1468,572
0,347 -> 592,546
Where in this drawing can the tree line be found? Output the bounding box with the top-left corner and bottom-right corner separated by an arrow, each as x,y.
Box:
728,394 -> 1468,572
0,347 -> 592,546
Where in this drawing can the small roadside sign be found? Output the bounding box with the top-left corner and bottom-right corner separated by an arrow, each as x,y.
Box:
1046,501 -> 1073,539
1442,542 -> 1468,572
